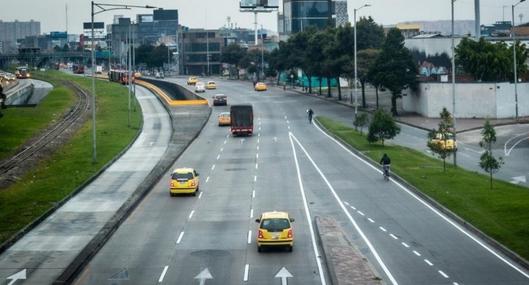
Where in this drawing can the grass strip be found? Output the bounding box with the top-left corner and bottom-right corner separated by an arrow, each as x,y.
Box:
0,70 -> 142,244
317,116 -> 529,261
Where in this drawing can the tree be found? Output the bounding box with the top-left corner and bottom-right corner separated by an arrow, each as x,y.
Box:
135,44 -> 168,68
353,112 -> 369,135
371,28 -> 417,116
357,48 -> 380,108
427,108 -> 456,171
367,109 -> 400,145
221,43 -> 246,79
456,38 -> 528,82
306,30 -> 327,96
479,120 -> 504,189
356,16 -> 385,50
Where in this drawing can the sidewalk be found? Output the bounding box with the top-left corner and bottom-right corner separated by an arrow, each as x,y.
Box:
281,84 -> 529,132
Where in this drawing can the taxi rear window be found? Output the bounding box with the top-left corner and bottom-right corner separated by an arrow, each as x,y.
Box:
172,172 -> 193,180
261,218 -> 290,232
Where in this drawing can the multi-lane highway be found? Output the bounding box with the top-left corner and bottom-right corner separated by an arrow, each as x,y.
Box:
75,78 -> 529,285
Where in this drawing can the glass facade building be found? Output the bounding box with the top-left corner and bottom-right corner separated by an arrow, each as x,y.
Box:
283,0 -> 333,34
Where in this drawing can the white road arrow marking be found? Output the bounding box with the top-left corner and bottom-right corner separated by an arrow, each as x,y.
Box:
510,176 -> 527,184
194,268 -> 213,285
275,267 -> 293,285
504,132 -> 529,156
6,269 -> 26,285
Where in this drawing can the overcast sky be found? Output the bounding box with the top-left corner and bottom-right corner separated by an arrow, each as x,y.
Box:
2,0 -> 529,34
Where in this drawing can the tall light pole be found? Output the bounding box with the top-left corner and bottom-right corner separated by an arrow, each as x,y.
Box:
512,0 -> 526,121
451,0 -> 458,166
261,25 -> 264,80
353,4 -> 371,118
90,2 -> 156,162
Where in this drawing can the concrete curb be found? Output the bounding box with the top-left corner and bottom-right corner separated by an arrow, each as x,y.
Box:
54,82 -> 212,284
314,117 -> 529,273
314,216 -> 382,285
0,82 -> 144,255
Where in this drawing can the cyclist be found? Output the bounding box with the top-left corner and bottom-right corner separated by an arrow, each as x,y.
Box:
307,108 -> 314,124
379,153 -> 391,180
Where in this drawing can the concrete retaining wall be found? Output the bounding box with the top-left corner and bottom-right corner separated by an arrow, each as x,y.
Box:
403,82 -> 529,118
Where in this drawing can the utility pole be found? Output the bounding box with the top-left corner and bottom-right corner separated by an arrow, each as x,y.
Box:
451,0 -> 458,166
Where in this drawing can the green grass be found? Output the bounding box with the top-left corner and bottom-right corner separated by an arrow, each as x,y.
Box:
0,86 -> 75,160
0,70 -> 142,244
317,116 -> 529,261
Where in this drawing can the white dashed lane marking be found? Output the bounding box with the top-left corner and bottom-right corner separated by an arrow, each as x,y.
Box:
198,192 -> 203,199
243,264 -> 250,282
402,242 -> 410,248
389,234 -> 398,240
188,210 -> 195,220
413,250 -> 422,257
206,176 -> 210,183
158,265 -> 169,283
424,259 -> 434,266
439,270 -> 449,279
368,218 -> 375,223
379,226 -> 387,232
247,231 -> 252,244
176,232 -> 184,244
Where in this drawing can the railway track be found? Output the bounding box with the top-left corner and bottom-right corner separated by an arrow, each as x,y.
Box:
0,81 -> 90,175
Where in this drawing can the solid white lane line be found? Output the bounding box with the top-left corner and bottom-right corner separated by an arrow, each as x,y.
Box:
211,164 -> 216,170
439,270 -> 449,278
247,230 -> 252,244
357,211 -> 365,216
413,250 -> 421,257
217,154 -> 220,160
176,232 -> 184,244
252,190 -> 255,198
288,135 -> 327,285
158,265 -> 169,283
250,209 -> 254,218
206,176 -> 210,183
290,134 -> 394,285
389,234 -> 398,240
198,192 -> 203,199
368,218 -> 375,223
243,264 -> 250,282
424,259 -> 433,266
401,242 -> 410,248
313,122 -> 529,279
379,226 -> 387,232
188,210 -> 195,219
254,175 -> 257,182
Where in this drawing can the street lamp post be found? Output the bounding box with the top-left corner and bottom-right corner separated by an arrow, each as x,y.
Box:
353,4 -> 371,118
90,1 -> 156,162
451,0 -> 458,166
261,25 -> 264,80
512,0 -> 526,121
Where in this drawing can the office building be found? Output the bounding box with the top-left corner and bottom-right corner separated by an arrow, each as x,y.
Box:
333,0 -> 348,27
0,20 -> 40,43
181,28 -> 224,75
282,0 -> 334,35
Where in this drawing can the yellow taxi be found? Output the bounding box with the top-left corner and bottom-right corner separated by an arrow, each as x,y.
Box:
187,76 -> 198,85
429,132 -> 457,151
218,112 -> 231,126
255,211 -> 294,252
254,82 -> 267,91
169,168 -> 200,196
206,81 -> 217,90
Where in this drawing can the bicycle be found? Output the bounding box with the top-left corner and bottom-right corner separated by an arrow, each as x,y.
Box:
382,164 -> 390,181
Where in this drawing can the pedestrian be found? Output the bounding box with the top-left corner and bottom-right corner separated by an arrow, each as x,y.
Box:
307,108 -> 314,124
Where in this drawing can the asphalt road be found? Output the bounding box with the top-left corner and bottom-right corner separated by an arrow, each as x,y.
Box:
74,78 -> 529,285
0,85 -> 171,284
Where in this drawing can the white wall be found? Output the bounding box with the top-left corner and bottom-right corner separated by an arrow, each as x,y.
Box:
403,82 -> 529,118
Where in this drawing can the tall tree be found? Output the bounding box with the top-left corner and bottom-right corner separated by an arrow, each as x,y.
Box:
479,120 -> 503,189
456,38 -> 528,82
357,48 -> 380,108
371,28 -> 417,115
356,16 -> 385,50
221,43 -> 246,79
306,30 -> 327,96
